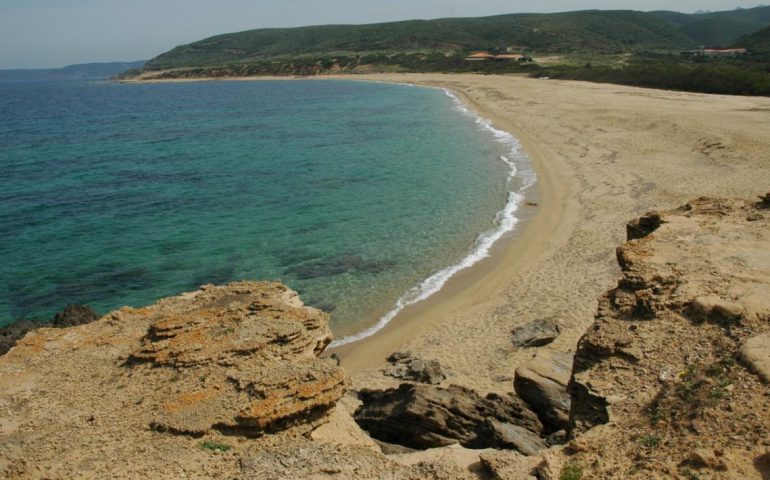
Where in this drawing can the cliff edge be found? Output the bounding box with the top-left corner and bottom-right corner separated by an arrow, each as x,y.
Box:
563,196 -> 770,479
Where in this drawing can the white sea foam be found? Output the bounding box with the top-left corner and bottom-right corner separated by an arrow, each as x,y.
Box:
329,87 -> 536,348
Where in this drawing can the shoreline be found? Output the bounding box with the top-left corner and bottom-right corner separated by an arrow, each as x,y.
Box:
327,81 -> 556,371
118,74 -> 550,364
116,73 -> 770,392
328,84 -> 537,349
118,73 -> 551,366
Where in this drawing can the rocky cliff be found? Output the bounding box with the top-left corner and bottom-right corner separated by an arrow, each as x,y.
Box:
563,196 -> 770,478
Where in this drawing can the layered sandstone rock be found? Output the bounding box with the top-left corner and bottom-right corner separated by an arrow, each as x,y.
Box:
0,282 -> 352,478
126,282 -> 347,435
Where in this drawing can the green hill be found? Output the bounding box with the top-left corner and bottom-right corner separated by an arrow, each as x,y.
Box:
142,6 -> 770,70
652,6 -> 770,46
144,10 -> 697,69
735,25 -> 770,53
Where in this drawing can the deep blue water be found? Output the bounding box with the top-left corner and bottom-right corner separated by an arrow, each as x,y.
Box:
0,79 -> 533,340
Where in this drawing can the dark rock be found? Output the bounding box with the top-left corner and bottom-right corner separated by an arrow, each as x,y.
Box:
626,211 -> 662,240
546,429 -> 568,446
511,318 -> 560,348
354,383 -> 544,454
1,305 -> 99,356
383,351 -> 446,384
488,419 -> 546,455
52,305 -> 99,327
758,192 -> 770,209
514,349 -> 572,433
0,320 -> 43,356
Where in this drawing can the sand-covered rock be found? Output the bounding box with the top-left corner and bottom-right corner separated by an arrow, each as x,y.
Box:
383,351 -> 446,384
740,333 -> 770,383
514,349 -> 572,433
126,282 -> 346,435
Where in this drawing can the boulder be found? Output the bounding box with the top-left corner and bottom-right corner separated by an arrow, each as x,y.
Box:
52,304 -> 99,327
740,333 -> 770,383
354,383 -> 544,454
514,350 -> 572,433
383,351 -> 446,384
626,211 -> 662,240
511,318 -> 560,348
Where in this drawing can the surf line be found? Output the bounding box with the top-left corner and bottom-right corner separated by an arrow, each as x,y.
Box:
330,86 -> 536,348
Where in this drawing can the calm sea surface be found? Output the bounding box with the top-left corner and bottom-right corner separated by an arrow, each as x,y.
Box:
0,79 -> 533,340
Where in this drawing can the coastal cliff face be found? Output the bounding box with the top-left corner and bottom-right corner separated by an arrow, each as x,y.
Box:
564,196 -> 770,478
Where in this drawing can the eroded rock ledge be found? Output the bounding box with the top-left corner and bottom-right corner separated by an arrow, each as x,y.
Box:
565,196 -> 770,478
0,282 -> 353,478
124,282 -> 348,436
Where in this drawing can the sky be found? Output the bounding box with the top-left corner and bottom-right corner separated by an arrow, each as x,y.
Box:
0,0 -> 762,69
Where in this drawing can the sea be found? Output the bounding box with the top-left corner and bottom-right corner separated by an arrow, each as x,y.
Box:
0,78 -> 534,344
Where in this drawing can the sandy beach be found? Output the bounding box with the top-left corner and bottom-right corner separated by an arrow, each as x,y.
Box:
326,73 -> 770,395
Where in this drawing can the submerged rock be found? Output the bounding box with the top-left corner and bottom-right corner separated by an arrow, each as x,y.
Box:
354,383 -> 544,454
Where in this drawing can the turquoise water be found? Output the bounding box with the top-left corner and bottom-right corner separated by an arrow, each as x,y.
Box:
0,79 -> 533,340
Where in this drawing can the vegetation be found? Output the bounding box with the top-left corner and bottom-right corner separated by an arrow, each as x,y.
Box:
645,358 -> 735,428
124,6 -> 770,97
200,440 -> 231,452
145,10 -> 701,69
559,462 -> 584,480
534,53 -> 770,96
144,7 -> 770,69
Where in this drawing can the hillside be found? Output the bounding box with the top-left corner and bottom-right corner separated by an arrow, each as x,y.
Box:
652,6 -> 770,46
142,7 -> 770,70
144,10 -> 696,68
736,24 -> 770,52
0,61 -> 145,81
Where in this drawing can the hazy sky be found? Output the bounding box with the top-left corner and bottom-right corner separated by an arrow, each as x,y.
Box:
0,0 -> 760,69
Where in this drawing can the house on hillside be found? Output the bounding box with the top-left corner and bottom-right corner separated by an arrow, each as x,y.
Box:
702,47 -> 747,56
465,51 -> 532,62
466,51 -> 496,61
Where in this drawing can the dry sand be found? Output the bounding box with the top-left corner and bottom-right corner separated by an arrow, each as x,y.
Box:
326,73 -> 770,395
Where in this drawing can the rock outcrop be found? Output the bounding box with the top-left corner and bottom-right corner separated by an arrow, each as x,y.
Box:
511,318 -> 561,348
124,282 -> 347,435
52,304 -> 99,327
383,351 -> 446,384
514,349 -> 572,433
354,383 -> 545,454
0,304 -> 99,355
563,196 -> 770,478
0,282 -> 354,478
